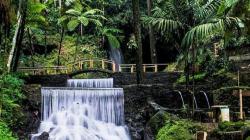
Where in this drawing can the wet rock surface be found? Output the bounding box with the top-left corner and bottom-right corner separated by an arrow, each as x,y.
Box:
21,84 -> 41,139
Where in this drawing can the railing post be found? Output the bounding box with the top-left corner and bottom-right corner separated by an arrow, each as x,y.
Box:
119,65 -> 121,72
143,65 -> 146,72
102,60 -> 105,69
79,61 -> 82,70
112,62 -> 116,72
154,64 -> 158,72
90,60 -> 94,69
131,65 -> 134,73
240,89 -> 243,120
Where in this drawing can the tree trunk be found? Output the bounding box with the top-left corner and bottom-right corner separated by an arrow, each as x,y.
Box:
192,45 -> 195,117
132,0 -> 143,84
147,0 -> 157,63
57,28 -> 64,66
7,0 -> 27,72
27,28 -> 35,67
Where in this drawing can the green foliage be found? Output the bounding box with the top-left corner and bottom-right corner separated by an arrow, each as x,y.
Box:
0,121 -> 16,140
156,118 -> 201,140
99,27 -> 123,48
205,57 -> 235,75
176,73 -> 207,84
152,112 -> 203,140
26,0 -> 47,27
143,0 -> 243,71
60,0 -> 106,32
27,35 -> 105,67
0,74 -> 24,128
218,121 -> 245,132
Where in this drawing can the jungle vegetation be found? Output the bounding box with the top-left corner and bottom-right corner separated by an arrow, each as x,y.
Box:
0,0 -> 249,139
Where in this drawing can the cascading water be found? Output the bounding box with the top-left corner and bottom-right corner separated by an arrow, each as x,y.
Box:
109,46 -> 124,71
67,78 -> 113,88
200,91 -> 211,109
174,90 -> 185,109
194,96 -> 198,109
31,78 -> 130,140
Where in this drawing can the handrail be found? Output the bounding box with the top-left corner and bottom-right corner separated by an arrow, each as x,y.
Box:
17,59 -> 174,75
118,63 -> 168,73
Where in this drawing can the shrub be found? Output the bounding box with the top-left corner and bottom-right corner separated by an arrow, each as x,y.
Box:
0,121 -> 16,140
176,72 -> 207,84
0,74 -> 25,128
156,118 -> 201,140
218,121 -> 245,132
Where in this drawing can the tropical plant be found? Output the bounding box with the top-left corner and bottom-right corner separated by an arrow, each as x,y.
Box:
0,74 -> 24,128
58,0 -> 106,64
143,0 -> 242,88
98,27 -> 123,48
157,118 -> 201,140
144,0 -> 241,48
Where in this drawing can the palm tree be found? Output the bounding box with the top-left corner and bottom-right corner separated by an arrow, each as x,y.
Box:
143,0 -> 242,115
58,0 -> 106,66
144,0 -> 241,81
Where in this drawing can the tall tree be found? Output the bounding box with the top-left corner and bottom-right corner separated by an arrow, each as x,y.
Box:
132,0 -> 143,84
146,0 -> 157,63
59,0 -> 105,66
0,0 -> 11,50
7,0 -> 27,72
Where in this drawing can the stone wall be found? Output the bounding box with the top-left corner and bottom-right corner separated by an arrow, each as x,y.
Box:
23,74 -> 69,87
113,72 -> 182,86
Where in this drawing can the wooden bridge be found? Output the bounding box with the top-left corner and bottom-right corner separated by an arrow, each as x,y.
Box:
17,59 -> 169,75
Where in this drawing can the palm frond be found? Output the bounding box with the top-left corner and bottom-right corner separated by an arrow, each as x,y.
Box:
194,0 -> 221,22
89,19 -> 102,27
217,0 -> 239,16
67,19 -> 79,31
106,34 -> 120,48
181,17 -> 240,47
143,16 -> 182,32
78,16 -> 89,26
66,9 -> 81,16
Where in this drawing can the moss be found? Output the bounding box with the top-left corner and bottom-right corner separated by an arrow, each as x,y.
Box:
176,72 -> 207,84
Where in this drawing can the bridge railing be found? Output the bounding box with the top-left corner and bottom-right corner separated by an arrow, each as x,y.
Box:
70,59 -> 116,72
17,59 -> 172,75
17,66 -> 68,75
118,64 -> 168,73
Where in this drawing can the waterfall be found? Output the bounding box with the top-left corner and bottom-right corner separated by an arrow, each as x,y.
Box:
67,78 -> 113,88
194,96 -> 198,109
200,91 -> 211,109
174,90 -> 185,109
31,78 -> 130,140
109,46 -> 124,71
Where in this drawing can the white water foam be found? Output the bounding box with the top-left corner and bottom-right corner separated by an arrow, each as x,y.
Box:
31,79 -> 130,140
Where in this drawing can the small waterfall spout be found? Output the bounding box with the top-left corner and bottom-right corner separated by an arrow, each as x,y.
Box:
174,90 -> 185,109
194,96 -> 198,109
200,91 -> 211,109
32,78 -> 130,140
